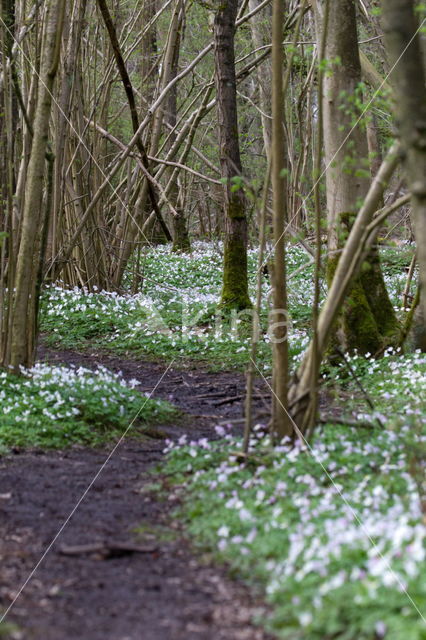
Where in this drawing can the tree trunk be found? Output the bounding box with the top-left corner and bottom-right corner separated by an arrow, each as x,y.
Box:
7,0 -> 66,372
318,0 -> 398,355
214,0 -> 251,311
49,0 -> 86,272
0,0 -> 16,365
248,0 -> 272,160
140,0 -> 158,122
382,0 -> 426,326
163,0 -> 191,253
270,0 -> 291,439
288,142 -> 400,432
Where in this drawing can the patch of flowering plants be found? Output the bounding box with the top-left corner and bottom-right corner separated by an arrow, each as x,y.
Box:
161,349 -> 426,640
162,424 -> 425,640
40,242 -> 315,369
325,348 -> 426,421
39,242 -> 415,371
0,364 -> 175,448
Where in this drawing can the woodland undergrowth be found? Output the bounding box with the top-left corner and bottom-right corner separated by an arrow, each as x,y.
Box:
1,241 -> 424,640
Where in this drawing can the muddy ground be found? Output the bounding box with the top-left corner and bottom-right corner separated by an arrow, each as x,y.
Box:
0,346 -> 273,640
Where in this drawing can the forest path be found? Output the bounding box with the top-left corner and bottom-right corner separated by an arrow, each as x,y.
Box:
0,346 -> 271,640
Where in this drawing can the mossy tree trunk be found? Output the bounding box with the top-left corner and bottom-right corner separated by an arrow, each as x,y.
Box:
359,246 -> 400,345
404,283 -> 426,352
317,0 -> 398,355
363,115 -> 400,346
288,142 -> 400,434
326,220 -> 399,356
172,210 -> 191,253
213,0 -> 251,311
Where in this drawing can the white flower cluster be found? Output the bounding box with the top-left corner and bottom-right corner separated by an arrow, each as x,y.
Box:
41,243 -> 318,367
164,423 -> 425,629
44,283 -> 142,320
0,363 -> 140,425
341,348 -> 426,418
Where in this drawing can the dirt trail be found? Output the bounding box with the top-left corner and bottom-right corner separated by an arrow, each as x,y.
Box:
0,347 -> 272,640
35,345 -> 269,421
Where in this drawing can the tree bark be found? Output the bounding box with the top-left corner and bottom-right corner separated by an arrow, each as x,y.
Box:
382,0 -> 426,326
270,0 -> 291,439
214,0 -> 251,311
8,0 -> 66,371
0,0 -> 16,365
248,0 -> 272,160
162,0 -> 191,253
317,0 -> 398,355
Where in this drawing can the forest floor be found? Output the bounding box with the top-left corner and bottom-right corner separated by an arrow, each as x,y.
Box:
1,245 -> 424,639
0,345 -> 273,640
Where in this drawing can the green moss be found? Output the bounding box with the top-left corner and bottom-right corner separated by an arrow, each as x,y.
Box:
326,253 -> 382,356
342,278 -> 382,354
172,211 -> 191,253
220,236 -> 251,311
228,197 -> 246,220
220,194 -> 251,311
359,245 -> 400,342
327,213 -> 399,355
326,252 -> 338,288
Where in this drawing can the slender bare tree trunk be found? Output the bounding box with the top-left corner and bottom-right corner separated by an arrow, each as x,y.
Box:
49,0 -> 85,270
140,0 -> 158,122
8,0 -> 66,371
270,0 -> 291,439
248,0 -> 272,159
96,0 -> 171,242
162,0 -> 191,252
0,0 -> 16,365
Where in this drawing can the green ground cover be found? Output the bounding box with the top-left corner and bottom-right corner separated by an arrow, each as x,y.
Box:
9,241 -> 424,639
0,363 -> 176,449
160,348 -> 426,639
40,241 -> 414,371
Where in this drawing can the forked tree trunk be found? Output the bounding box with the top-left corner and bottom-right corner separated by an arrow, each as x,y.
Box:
288,142 -> 400,433
214,0 -> 251,311
7,0 -> 66,372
